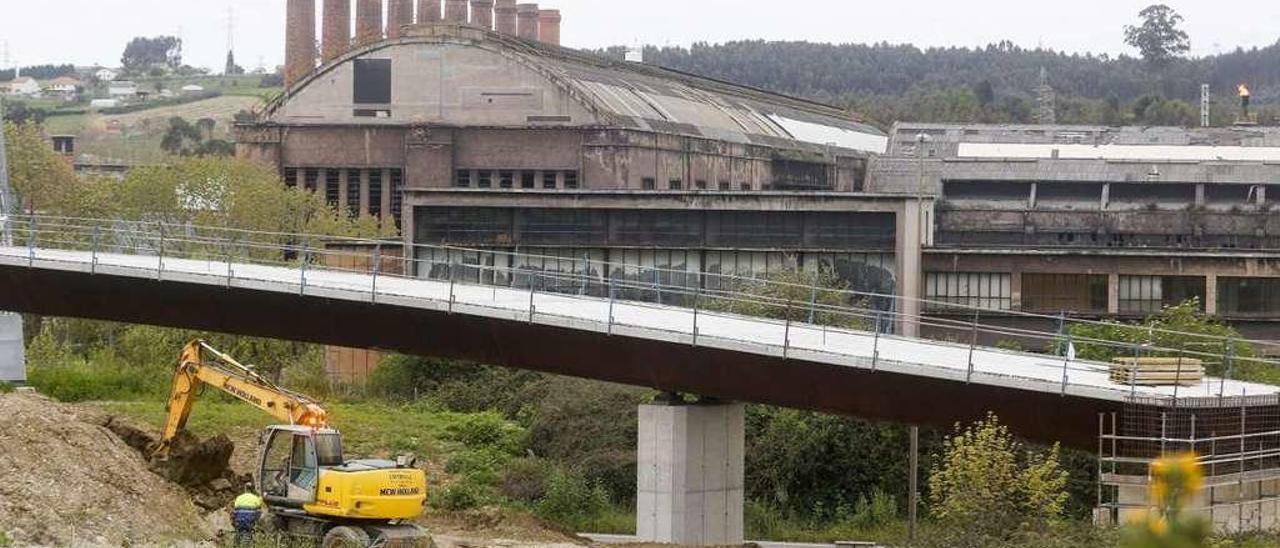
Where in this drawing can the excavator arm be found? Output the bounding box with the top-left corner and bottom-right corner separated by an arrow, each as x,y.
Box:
153,340 -> 329,458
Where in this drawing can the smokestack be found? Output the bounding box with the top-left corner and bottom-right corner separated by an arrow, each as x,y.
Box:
1240,84 -> 1253,119
418,0 -> 442,23
470,0 -> 494,29
355,0 -> 383,46
387,0 -> 414,38
494,0 -> 517,34
285,0 -> 317,88
445,0 -> 468,22
516,3 -> 539,41
322,0 -> 351,63
537,9 -> 560,45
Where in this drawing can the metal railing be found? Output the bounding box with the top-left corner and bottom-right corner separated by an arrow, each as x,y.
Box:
4,214 -> 1280,399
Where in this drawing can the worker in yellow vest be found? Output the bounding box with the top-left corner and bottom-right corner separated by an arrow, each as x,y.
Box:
231,483 -> 264,547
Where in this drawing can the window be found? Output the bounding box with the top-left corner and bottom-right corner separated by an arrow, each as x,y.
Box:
498,171 -> 513,189
1022,273 -> 1108,313
389,169 -> 404,229
477,170 -> 493,189
284,168 -> 298,189
325,170 -> 340,206
1218,278 -> 1280,315
542,172 -> 557,189
369,170 -> 383,218
695,180 -> 707,190
455,170 -> 472,188
522,171 -> 537,189
718,180 -> 731,191
740,183 -> 751,191
642,177 -> 656,190
669,179 -> 683,190
1118,275 -> 1206,314
304,169 -> 319,192
564,171 -> 579,189
346,169 -> 362,216
353,58 -> 392,104
925,272 -> 1012,312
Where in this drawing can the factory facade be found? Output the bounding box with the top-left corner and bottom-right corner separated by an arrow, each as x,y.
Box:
240,1 -> 1280,346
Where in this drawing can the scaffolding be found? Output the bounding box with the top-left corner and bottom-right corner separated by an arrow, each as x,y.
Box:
1097,394 -> 1280,532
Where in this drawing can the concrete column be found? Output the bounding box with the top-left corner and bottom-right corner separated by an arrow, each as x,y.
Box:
1206,274 -> 1219,316
339,170 -> 351,215
895,200 -> 924,337
381,168 -> 394,221
317,168 -> 329,202
1028,182 -> 1038,209
1107,272 -> 1120,315
637,401 -> 745,546
322,0 -> 352,63
0,313 -> 26,384
1196,183 -> 1206,208
359,169 -> 371,215
1100,182 -> 1110,210
1010,269 -> 1023,310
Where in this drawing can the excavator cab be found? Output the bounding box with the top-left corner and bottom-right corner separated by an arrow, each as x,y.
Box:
259,425 -> 344,506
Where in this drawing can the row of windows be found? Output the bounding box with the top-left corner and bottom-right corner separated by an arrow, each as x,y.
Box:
284,168 -> 404,229
925,272 -> 1280,316
415,207 -> 897,250
455,170 -> 579,190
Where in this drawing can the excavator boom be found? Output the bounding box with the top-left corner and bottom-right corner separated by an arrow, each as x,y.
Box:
154,340 -> 328,458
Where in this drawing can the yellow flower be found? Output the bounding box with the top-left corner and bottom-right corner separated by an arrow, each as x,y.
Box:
1150,452 -> 1203,507
1147,515 -> 1169,536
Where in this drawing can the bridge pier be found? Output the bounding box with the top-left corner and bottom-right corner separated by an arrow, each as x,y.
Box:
636,397 -> 745,546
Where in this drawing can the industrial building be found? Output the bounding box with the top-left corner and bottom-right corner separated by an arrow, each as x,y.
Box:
872,123 -> 1280,341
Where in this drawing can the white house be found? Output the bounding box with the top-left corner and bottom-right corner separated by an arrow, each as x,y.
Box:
107,80 -> 139,98
180,84 -> 205,95
6,77 -> 41,97
94,68 -> 119,82
43,76 -> 81,100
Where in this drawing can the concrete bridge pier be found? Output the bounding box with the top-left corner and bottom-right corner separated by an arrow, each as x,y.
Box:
636,397 -> 745,545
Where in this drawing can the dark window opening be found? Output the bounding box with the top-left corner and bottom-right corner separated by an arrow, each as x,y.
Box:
1022,273 -> 1108,313
477,170 -> 493,189
284,168 -> 298,189
542,172 -> 557,189
369,170 -> 383,218
325,170 -> 340,207
770,159 -> 831,191
718,180 -> 730,191
346,169 -> 362,217
695,180 -> 707,190
500,171 -> 515,189
455,170 -> 472,188
740,183 -> 751,191
563,171 -> 579,189
669,179 -> 683,190
389,169 -> 404,229
1219,278 -> 1280,315
304,169 -> 319,192
642,178 -> 656,190
353,58 -> 392,104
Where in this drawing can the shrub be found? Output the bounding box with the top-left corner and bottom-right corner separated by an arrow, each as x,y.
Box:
850,489 -> 897,529
0,381 -> 14,394
444,411 -> 526,456
500,457 -> 555,503
535,469 -> 611,529
436,476 -> 489,511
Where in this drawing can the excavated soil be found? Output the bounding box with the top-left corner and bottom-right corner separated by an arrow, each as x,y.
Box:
0,392 -> 209,546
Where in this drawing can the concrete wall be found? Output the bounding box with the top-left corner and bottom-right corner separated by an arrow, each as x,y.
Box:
0,313 -> 24,384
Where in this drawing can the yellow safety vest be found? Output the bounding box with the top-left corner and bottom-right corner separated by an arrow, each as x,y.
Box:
234,492 -> 264,510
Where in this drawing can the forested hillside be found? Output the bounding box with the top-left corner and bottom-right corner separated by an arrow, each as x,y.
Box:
604,40 -> 1280,128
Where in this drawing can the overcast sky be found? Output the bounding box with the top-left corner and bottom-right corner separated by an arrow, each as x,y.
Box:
1,1 -> 1278,73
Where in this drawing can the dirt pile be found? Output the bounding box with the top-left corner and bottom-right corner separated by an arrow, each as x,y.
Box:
0,392 -> 208,546
103,418 -> 247,510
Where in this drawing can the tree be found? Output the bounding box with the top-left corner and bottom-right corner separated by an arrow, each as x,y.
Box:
2,122 -> 79,214
926,414 -> 1069,545
160,117 -> 235,158
1124,5 -> 1191,67
121,36 -> 183,74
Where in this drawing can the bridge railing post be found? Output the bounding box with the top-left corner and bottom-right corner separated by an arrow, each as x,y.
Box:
90,224 -> 100,274
607,278 -> 616,336
871,309 -> 882,371
371,242 -> 382,304
299,238 -> 309,295
1060,332 -> 1074,396
692,286 -> 700,346
157,221 -> 165,281
26,216 -> 35,267
783,302 -> 793,358
965,308 -> 979,383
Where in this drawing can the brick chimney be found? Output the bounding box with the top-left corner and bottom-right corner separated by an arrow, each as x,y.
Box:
285,0 -> 316,88
322,0 -> 351,63
387,0 -> 414,38
355,0 -> 383,46
470,0 -> 494,29
537,9 -> 560,45
444,0 -> 468,22
494,0 -> 518,34
516,3 -> 539,40
418,0 -> 442,23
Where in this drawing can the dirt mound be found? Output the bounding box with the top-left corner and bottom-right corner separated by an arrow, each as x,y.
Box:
0,392 -> 209,546
102,417 -> 247,510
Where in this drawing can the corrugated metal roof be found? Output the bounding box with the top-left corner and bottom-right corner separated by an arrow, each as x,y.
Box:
959,143 -> 1280,162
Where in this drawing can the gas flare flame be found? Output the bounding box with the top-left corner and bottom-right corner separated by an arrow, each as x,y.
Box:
1239,84 -> 1251,97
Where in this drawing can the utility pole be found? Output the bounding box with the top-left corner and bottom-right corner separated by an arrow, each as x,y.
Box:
908,425 -> 920,543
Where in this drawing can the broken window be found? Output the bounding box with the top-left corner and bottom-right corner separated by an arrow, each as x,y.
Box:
770,159 -> 830,191
542,172 -> 556,189
325,170 -> 341,207
346,169 -> 362,217
369,170 -> 383,218
477,170 -> 493,189
669,179 -> 683,191
564,171 -> 579,189
1218,278 -> 1280,315
353,59 -> 392,104
695,180 -> 707,190
500,171 -> 515,189
1119,275 -> 1206,315
642,178 -> 656,190
718,180 -> 730,191
389,169 -> 404,229
1022,273 -> 1108,313
455,170 -> 472,188
284,168 -> 298,189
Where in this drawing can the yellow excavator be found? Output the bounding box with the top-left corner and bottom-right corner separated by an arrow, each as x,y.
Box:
155,340 -> 431,547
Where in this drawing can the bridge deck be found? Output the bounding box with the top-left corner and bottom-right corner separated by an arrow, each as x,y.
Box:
2,245 -> 1274,405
